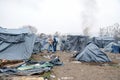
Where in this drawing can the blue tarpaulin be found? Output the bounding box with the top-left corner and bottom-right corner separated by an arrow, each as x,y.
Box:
111,45 -> 120,53
75,43 -> 111,62
66,35 -> 88,52
92,37 -> 115,48
0,27 -> 37,60
104,42 -> 120,53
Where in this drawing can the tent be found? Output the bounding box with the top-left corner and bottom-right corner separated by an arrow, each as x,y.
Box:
0,27 -> 36,60
104,42 -> 120,53
40,36 -> 49,50
75,43 -> 111,62
66,35 -> 88,52
92,37 -> 115,48
104,42 -> 117,52
33,37 -> 42,54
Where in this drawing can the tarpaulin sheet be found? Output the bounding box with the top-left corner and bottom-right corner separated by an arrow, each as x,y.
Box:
0,27 -> 36,60
75,43 -> 111,62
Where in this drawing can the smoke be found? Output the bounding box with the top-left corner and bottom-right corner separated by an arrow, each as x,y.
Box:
81,0 -> 98,36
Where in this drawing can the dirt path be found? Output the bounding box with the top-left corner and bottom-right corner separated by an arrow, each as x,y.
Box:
52,51 -> 120,80
0,51 -> 120,80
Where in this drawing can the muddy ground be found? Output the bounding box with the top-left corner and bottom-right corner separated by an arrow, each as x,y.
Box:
0,51 -> 120,80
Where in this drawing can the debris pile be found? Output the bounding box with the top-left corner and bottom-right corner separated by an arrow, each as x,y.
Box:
0,57 -> 63,76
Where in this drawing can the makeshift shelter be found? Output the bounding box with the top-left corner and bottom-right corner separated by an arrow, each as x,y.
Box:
104,42 -> 120,53
0,27 -> 36,60
104,42 -> 117,52
112,45 -> 120,53
56,36 -> 61,50
75,43 -> 111,62
66,35 -> 88,52
41,38 -> 48,50
33,37 -> 42,54
92,37 -> 115,48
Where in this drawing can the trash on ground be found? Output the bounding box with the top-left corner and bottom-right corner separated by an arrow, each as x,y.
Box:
0,57 -> 63,76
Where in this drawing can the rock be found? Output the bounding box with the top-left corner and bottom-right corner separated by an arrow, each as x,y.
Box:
44,78 -> 48,80
50,74 -> 56,78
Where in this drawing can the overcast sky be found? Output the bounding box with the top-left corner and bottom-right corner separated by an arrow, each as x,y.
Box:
0,0 -> 120,36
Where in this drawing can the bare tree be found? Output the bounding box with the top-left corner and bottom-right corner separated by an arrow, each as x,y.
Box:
99,23 -> 120,40
113,23 -> 120,41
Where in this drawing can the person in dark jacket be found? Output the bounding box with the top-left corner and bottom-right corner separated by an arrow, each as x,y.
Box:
53,36 -> 58,52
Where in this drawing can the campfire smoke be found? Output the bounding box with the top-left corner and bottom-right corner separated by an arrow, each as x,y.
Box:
81,0 -> 98,36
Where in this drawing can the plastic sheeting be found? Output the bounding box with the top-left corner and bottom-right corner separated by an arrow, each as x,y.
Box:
92,37 -> 115,48
66,35 -> 88,52
0,27 -> 31,34
111,45 -> 120,53
33,37 -> 42,54
75,43 -> 111,62
104,42 -> 117,52
104,42 -> 120,53
0,27 -> 36,60
0,58 -> 63,76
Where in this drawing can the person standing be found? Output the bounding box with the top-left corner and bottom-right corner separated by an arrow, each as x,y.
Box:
47,36 -> 54,53
53,36 -> 58,52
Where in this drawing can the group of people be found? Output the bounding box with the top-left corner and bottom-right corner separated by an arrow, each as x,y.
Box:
47,36 -> 58,53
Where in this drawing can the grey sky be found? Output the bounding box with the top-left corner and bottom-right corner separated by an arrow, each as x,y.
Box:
0,0 -> 120,36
